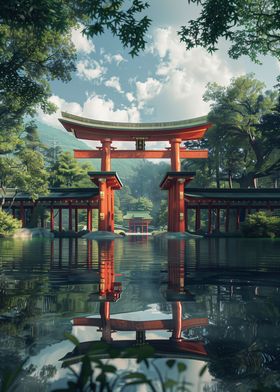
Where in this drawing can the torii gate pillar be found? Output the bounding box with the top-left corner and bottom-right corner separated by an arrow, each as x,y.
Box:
160,172 -> 195,232
89,171 -> 122,232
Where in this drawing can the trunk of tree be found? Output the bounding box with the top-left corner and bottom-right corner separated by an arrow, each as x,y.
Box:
228,170 -> 233,189
236,174 -> 256,188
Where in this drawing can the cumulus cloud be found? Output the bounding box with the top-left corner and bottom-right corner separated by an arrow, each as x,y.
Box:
82,95 -> 140,122
37,96 -> 82,129
147,27 -> 244,120
105,76 -> 123,93
136,77 -> 163,105
37,94 -> 140,130
77,59 -> 106,80
104,53 -> 125,65
71,27 -> 95,54
126,92 -> 135,102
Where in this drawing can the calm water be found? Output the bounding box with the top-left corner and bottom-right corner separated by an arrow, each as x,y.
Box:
0,236 -> 280,391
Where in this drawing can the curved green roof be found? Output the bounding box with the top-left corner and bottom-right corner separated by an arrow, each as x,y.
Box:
60,111 -> 209,131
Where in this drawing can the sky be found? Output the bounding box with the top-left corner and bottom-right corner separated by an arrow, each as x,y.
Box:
37,0 -> 280,139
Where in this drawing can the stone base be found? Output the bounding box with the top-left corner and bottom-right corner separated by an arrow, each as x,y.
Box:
13,228 -> 54,239
82,231 -> 124,240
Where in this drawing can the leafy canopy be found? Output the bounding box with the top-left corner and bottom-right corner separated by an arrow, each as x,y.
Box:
179,0 -> 280,63
203,74 -> 279,187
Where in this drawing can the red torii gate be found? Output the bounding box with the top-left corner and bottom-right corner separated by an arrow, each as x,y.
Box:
59,112 -> 210,232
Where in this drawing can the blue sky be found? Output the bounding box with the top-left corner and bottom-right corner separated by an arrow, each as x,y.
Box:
37,0 -> 280,134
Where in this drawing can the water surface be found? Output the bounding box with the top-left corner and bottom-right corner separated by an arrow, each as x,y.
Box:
0,237 -> 280,391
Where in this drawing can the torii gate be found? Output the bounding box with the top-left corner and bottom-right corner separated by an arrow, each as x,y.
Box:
59,112 -> 210,232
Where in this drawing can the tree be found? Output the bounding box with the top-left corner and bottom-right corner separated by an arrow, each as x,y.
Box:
0,1 -> 151,127
48,151 -> 92,187
204,74 -> 279,188
179,0 -> 280,63
0,122 -> 49,206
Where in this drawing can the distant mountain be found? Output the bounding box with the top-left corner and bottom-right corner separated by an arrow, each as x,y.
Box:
36,122 -> 139,179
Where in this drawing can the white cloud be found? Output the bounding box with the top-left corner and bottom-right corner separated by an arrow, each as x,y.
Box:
136,77 -> 163,103
71,27 -> 95,54
37,96 -> 82,129
37,94 -> 140,131
77,60 -> 106,80
126,92 -> 135,102
105,76 -> 123,93
82,95 -> 140,122
104,53 -> 125,65
146,27 -> 244,120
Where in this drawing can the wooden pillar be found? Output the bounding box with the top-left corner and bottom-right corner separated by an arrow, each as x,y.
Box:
75,207 -> 78,232
216,208 -> 220,231
50,206 -> 55,231
107,186 -> 112,231
58,207 -> 62,232
236,208 -> 240,231
208,207 -> 212,234
100,302 -> 112,342
195,206 -> 201,232
225,207 -> 230,233
184,205 -> 188,232
170,138 -> 182,171
101,139 -> 112,171
167,187 -> 173,231
87,240 -> 92,269
58,238 -> 63,267
171,302 -> 182,341
87,207 -> 92,231
68,203 -> 73,231
20,201 -> 25,227
110,189 -> 114,232
178,180 -> 185,232
99,178 -> 107,231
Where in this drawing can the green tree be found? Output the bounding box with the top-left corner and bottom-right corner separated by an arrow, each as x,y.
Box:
179,0 -> 280,63
204,74 -> 279,188
135,196 -> 153,212
0,0 -> 151,128
49,151 -> 92,187
0,123 -> 49,205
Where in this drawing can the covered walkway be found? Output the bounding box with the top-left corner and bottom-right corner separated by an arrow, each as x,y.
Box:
184,188 -> 280,234
3,188 -> 99,232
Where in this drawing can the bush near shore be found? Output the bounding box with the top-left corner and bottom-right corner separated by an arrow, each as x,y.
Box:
0,210 -> 21,236
242,211 -> 280,238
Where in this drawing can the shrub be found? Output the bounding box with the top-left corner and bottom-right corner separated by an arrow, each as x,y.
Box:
0,210 -> 22,236
241,211 -> 280,238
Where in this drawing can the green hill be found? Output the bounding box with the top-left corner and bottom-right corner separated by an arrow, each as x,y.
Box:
36,122 -> 138,179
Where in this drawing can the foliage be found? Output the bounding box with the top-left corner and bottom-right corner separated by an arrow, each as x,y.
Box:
0,122 -> 49,200
0,1 -> 150,130
51,334 -> 195,392
179,0 -> 280,63
241,211 -> 280,238
0,210 -> 21,236
203,74 -> 279,188
154,200 -> 168,228
48,151 -> 93,188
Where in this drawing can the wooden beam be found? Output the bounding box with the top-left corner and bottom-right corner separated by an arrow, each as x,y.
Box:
74,149 -> 208,159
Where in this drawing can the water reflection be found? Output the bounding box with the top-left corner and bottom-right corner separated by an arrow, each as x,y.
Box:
63,240 -> 208,364
0,237 -> 280,390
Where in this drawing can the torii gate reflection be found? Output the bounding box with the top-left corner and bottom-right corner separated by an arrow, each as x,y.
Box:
65,240 -> 209,360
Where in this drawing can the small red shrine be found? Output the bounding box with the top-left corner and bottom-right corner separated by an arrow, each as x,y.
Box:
59,112 -> 211,232
123,210 -> 152,233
